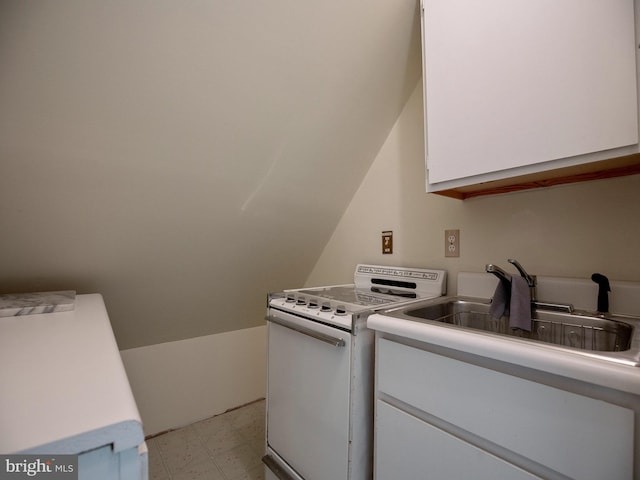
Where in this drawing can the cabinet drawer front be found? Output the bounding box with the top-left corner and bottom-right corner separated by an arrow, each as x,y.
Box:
376,400 -> 541,480
377,338 -> 634,480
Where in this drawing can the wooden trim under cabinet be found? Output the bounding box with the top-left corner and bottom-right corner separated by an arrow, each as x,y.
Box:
434,154 -> 640,200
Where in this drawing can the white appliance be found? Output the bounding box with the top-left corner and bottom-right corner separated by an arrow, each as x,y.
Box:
0,294 -> 147,480
263,264 -> 447,480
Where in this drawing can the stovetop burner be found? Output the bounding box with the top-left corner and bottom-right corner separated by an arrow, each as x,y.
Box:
269,265 -> 447,330
295,285 -> 406,307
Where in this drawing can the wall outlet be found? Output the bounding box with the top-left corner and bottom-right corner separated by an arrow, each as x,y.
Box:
445,229 -> 460,257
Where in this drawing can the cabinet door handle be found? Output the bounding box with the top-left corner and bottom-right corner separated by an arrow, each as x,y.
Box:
265,315 -> 346,347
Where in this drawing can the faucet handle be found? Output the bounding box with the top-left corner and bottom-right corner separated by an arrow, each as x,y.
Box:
508,259 -> 536,287
486,264 -> 511,285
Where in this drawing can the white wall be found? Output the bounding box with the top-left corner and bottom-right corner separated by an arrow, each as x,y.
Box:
120,326 -> 266,436
0,0 -> 422,349
307,82 -> 640,292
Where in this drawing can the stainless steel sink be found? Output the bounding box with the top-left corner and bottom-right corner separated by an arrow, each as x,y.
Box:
388,297 -> 640,366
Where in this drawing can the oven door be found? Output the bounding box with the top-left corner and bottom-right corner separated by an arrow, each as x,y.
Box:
265,309 -> 352,480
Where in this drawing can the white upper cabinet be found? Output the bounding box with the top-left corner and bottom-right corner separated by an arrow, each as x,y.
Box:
422,0 -> 640,198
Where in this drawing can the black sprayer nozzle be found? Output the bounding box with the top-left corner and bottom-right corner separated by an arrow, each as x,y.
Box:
591,273 -> 611,313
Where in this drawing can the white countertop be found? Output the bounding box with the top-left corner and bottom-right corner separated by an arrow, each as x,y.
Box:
368,313 -> 640,396
0,294 -> 144,454
368,271 -> 640,397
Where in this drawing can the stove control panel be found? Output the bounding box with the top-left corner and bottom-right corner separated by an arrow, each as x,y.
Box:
268,294 -> 353,330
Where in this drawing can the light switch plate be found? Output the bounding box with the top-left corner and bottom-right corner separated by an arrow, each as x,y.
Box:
382,230 -> 393,254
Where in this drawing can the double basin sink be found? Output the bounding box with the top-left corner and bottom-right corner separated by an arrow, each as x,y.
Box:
386,297 -> 640,366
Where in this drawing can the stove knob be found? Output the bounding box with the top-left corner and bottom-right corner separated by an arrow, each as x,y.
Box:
308,300 -> 319,309
335,305 -> 347,316
285,295 -> 296,303
320,303 -> 332,312
296,297 -> 306,306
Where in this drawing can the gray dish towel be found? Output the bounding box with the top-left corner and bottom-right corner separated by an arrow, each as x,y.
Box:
509,276 -> 532,331
489,279 -> 510,320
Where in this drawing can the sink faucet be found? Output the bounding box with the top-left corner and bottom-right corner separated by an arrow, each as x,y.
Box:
508,259 -> 537,303
486,261 -> 576,314
486,259 -> 537,302
485,264 -> 511,285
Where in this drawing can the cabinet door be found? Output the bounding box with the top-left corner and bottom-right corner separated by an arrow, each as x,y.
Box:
376,338 -> 634,480
423,0 -> 638,186
376,400 -> 541,480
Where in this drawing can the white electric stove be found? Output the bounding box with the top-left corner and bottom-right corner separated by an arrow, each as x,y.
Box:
264,264 -> 446,480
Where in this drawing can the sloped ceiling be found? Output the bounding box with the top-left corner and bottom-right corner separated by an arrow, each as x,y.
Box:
0,0 -> 422,349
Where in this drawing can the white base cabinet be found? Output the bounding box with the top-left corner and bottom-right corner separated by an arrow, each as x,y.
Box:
0,295 -> 147,480
374,337 -> 635,480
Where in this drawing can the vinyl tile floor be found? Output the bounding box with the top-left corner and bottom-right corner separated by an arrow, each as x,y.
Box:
147,399 -> 266,480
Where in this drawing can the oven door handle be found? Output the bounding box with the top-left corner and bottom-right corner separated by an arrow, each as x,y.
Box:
265,315 -> 346,347
262,455 -> 297,480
